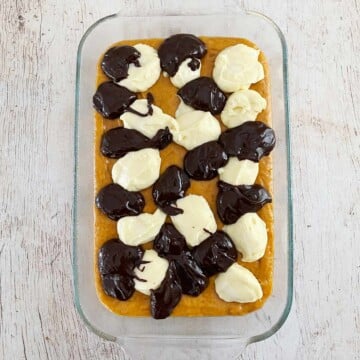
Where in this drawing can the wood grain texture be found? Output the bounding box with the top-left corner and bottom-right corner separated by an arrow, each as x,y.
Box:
0,0 -> 359,359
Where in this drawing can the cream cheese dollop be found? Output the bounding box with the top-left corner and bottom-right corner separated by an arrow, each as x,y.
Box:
215,263 -> 263,303
118,44 -> 161,92
223,213 -> 268,262
175,98 -> 194,118
221,89 -> 266,128
213,44 -> 264,92
170,194 -> 217,247
173,110 -> 221,150
117,209 -> 167,246
170,58 -> 201,88
111,148 -> 161,191
121,99 -> 179,138
218,158 -> 259,185
134,249 -> 169,295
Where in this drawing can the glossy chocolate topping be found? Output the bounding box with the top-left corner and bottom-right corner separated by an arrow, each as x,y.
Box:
175,251 -> 208,296
100,127 -> 172,158
219,121 -> 276,162
93,81 -> 137,119
177,77 -> 227,115
192,231 -> 237,277
98,239 -> 144,276
153,223 -> 208,296
98,239 -> 144,300
152,166 -> 191,215
150,127 -> 173,149
150,261 -> 182,319
184,141 -> 228,180
101,274 -> 135,301
95,183 -> 145,221
217,181 -> 272,224
101,45 -> 141,82
154,223 -> 189,258
158,34 -> 207,76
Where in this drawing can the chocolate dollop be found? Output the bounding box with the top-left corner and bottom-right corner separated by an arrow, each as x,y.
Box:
98,239 -> 144,300
184,141 -> 228,180
101,274 -> 135,301
217,181 -> 272,224
178,77 -> 227,115
98,239 -> 144,276
192,231 -> 237,276
100,127 -> 172,158
101,45 -> 141,82
152,166 -> 190,215
93,81 -> 137,119
219,121 -> 276,162
158,34 -> 207,77
175,251 -> 208,296
95,183 -> 145,221
150,261 -> 182,319
153,223 -> 208,296
149,127 -> 173,149
154,223 -> 189,258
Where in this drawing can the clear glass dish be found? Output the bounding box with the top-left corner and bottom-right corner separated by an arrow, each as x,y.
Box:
73,7 -> 292,359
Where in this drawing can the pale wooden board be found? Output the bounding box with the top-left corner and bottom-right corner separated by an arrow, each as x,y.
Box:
0,0 -> 359,359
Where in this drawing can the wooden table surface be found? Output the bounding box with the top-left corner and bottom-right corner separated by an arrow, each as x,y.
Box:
0,0 -> 359,359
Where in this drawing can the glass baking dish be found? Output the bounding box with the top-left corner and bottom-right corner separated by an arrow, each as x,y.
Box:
73,7 -> 292,359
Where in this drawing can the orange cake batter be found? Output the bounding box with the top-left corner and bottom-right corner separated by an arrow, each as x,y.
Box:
94,37 -> 273,316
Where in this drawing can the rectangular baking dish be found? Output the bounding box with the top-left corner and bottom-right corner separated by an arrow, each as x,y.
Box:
73,7 -> 292,359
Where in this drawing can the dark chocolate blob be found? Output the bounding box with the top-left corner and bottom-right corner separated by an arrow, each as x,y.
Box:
93,81 -> 137,119
158,34 -> 207,76
100,127 -> 148,158
175,251 -> 208,296
101,274 -> 135,301
150,261 -> 182,319
216,181 -> 272,224
98,239 -> 144,276
153,223 -> 189,259
192,231 -> 237,276
184,141 -> 228,180
150,127 -> 173,150
178,77 -> 227,115
219,121 -> 276,162
95,183 -> 145,221
100,127 -> 172,159
98,239 -> 144,301
153,223 -> 208,296
152,166 -> 190,215
101,45 -> 141,82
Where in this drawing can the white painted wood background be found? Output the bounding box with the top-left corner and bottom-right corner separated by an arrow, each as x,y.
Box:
0,0 -> 359,359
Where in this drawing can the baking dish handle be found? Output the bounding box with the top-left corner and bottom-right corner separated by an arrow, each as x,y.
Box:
118,337 -> 248,360
114,1 -> 247,17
